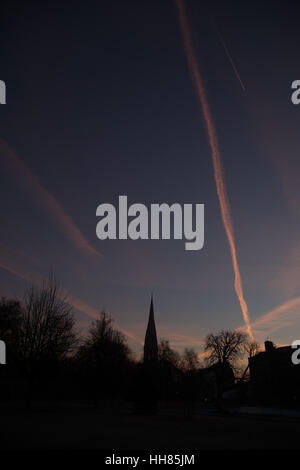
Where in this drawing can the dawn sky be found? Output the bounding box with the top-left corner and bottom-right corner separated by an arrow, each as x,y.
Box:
1,0 -> 300,357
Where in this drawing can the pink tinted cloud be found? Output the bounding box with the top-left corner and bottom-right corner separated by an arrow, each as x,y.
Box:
0,138 -> 101,259
0,244 -> 144,347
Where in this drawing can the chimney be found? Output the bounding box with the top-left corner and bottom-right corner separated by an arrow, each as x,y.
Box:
264,340 -> 274,353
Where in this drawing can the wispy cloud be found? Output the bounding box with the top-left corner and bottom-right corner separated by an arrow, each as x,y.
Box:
251,296 -> 300,336
0,244 -> 143,347
175,0 -> 253,340
0,138 -> 101,259
214,22 -> 245,91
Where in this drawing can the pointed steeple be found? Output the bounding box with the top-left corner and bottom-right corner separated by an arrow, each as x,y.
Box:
143,295 -> 158,363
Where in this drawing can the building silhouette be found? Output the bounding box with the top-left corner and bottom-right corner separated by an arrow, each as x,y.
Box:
143,296 -> 158,363
249,340 -> 300,402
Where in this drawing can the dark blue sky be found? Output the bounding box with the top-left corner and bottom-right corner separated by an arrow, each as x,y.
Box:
1,0 -> 300,356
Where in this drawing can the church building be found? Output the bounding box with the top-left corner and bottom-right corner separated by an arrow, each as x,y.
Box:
143,296 -> 158,363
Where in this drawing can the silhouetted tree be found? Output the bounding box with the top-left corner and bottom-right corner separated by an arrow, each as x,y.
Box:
204,329 -> 248,407
179,348 -> 200,418
0,297 -> 22,343
245,340 -> 260,358
19,277 -> 77,407
204,329 -> 248,369
157,339 -> 180,400
158,339 -> 180,368
76,311 -> 130,406
239,340 -> 261,381
180,348 -> 199,372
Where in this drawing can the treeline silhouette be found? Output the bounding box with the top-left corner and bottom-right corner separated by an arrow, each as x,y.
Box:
0,277 -> 256,413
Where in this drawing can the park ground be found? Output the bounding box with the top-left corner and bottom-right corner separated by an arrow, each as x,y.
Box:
0,402 -> 299,450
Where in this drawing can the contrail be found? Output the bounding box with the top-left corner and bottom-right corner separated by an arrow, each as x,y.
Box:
214,23 -> 245,91
175,0 -> 253,341
0,248 -> 142,346
251,296 -> 300,334
0,138 -> 102,259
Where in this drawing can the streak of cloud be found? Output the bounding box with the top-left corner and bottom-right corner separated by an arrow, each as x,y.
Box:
251,296 -> 300,335
214,22 -> 245,91
158,329 -> 204,348
65,294 -> 143,346
175,0 -> 253,341
0,138 -> 102,259
0,245 -> 142,346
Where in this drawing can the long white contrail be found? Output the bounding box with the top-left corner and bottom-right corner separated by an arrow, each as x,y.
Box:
0,138 -> 102,259
175,0 -> 253,341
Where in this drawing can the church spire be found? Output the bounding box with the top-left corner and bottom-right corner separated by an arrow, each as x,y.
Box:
143,295 -> 158,363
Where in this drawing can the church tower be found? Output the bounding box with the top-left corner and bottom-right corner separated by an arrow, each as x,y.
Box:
143,296 -> 158,363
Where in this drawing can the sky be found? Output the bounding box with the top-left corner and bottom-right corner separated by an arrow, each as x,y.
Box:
0,0 -> 300,358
